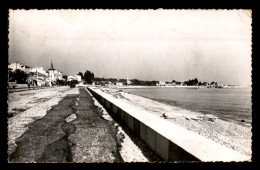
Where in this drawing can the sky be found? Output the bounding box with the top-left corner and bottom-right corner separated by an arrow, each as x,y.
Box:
8,9 -> 252,85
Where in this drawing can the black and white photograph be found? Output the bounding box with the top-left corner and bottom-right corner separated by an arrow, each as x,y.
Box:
7,9 -> 252,163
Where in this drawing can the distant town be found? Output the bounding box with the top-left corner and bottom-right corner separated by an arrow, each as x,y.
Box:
8,61 -> 238,89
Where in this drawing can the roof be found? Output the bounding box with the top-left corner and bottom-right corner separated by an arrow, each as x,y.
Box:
24,65 -> 30,68
48,61 -> 55,70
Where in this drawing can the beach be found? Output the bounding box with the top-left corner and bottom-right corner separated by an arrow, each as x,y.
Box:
100,87 -> 252,157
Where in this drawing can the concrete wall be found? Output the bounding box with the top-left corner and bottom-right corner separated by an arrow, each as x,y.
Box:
87,87 -> 250,162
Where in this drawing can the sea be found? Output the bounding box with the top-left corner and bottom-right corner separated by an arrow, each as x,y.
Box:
122,87 -> 252,124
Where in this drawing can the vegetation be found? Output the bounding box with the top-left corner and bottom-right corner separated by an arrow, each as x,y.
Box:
92,75 -> 219,87
62,75 -> 68,80
131,79 -> 158,86
183,78 -> 199,86
84,70 -> 95,84
56,79 -> 67,86
94,77 -> 158,86
77,72 -> 84,80
68,80 -> 79,85
8,69 -> 28,84
94,77 -> 119,83
172,80 -> 181,85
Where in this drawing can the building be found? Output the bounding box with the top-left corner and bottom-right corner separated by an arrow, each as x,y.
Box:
126,78 -> 131,85
116,82 -> 123,86
8,62 -> 24,71
30,67 -> 47,76
157,81 -> 166,86
68,75 -> 81,82
26,67 -> 48,86
54,70 -> 63,80
47,61 -> 55,81
8,62 -> 31,73
47,60 -> 64,80
45,60 -> 64,86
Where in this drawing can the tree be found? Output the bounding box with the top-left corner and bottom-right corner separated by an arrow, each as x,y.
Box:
9,69 -> 28,84
84,70 -> 95,84
77,72 -> 84,79
194,78 -> 198,85
203,82 -> 208,86
62,75 -> 68,80
131,79 -> 141,85
69,80 -> 79,85
57,79 -> 67,86
184,78 -> 199,86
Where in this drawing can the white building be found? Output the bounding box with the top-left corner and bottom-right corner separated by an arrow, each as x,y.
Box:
54,70 -> 63,80
157,81 -> 166,86
68,75 -> 81,82
30,67 -> 47,76
45,61 -> 65,86
116,82 -> 123,86
8,62 -> 31,73
126,78 -> 131,85
47,61 -> 55,81
47,61 -> 63,81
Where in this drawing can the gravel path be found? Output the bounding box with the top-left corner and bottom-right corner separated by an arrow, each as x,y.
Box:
9,90 -> 79,162
8,86 -> 78,157
67,88 -> 122,162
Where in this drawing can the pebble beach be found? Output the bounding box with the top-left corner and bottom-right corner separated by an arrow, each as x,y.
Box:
105,89 -> 252,157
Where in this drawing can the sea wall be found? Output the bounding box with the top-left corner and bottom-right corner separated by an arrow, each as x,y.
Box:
87,87 -> 250,162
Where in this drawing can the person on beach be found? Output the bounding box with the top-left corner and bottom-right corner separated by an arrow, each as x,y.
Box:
27,79 -> 31,88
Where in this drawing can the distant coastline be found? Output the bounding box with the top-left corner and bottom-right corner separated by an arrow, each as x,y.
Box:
118,85 -> 250,89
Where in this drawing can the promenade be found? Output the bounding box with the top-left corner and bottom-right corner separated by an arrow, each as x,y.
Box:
8,87 -> 122,162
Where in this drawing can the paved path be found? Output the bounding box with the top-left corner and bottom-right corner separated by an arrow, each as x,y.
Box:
9,88 -> 122,162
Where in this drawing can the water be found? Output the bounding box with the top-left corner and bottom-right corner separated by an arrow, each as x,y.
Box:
122,87 -> 252,124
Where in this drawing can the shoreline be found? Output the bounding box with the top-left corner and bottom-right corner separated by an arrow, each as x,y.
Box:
118,85 -> 250,89
98,87 -> 252,157
120,87 -> 252,126
139,96 -> 251,126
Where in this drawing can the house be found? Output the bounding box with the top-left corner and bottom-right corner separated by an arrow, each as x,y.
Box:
47,61 -> 56,81
116,82 -> 123,86
54,70 -> 64,80
126,78 -> 131,85
68,75 -> 81,82
27,67 -> 48,86
30,67 -> 47,76
46,60 -> 64,84
8,62 -> 30,73
157,81 -> 166,86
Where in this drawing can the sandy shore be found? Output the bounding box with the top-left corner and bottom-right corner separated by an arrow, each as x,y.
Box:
100,87 -> 252,157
